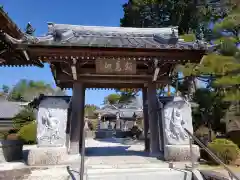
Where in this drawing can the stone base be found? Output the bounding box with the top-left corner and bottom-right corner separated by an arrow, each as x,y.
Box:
164,145 -> 200,162
95,130 -> 114,139
68,141 -> 79,154
27,146 -> 80,166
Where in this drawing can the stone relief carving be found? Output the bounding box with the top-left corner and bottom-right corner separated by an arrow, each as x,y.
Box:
37,98 -> 68,147
38,110 -> 61,144
163,96 -> 193,145
168,108 -> 188,141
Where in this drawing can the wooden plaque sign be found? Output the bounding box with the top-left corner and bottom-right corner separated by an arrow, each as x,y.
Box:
96,58 -> 136,74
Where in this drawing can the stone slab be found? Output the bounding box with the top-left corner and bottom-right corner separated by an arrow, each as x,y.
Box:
163,96 -> 194,145
87,168 -> 192,180
26,147 -> 80,166
36,97 -> 68,147
164,145 -> 200,162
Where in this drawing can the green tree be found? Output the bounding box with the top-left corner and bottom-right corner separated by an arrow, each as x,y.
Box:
13,107 -> 35,129
2,85 -> 9,94
120,0 -> 230,34
8,79 -> 66,102
104,94 -> 121,104
192,88 -> 228,133
85,104 -> 99,118
115,88 -> 139,102
179,8 -> 240,101
177,2 -> 240,135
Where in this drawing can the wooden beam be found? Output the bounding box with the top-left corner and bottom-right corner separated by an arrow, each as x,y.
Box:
153,59 -> 159,82
26,46 -> 205,62
57,73 -> 169,83
71,58 -> 77,80
22,50 -> 30,61
78,74 -> 152,78
72,68 -> 149,74
61,78 -> 154,84
57,81 -> 169,89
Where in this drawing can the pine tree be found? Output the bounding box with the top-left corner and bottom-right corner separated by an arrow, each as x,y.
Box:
173,1 -> 240,134
179,1 -> 240,101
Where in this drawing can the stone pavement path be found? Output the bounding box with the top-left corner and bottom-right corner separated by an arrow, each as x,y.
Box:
2,138 -> 237,180
23,138 -> 168,180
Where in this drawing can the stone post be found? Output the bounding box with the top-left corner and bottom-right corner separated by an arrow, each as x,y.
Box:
162,96 -> 200,161
97,113 -> 101,130
69,82 -> 85,155
147,82 -> 161,156
116,112 -> 121,130
142,87 -> 150,152
27,96 -> 70,165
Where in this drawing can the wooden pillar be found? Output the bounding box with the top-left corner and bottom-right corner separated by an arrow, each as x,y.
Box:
69,82 -> 85,154
65,100 -> 72,150
147,82 -> 161,155
157,100 -> 165,154
142,87 -> 150,151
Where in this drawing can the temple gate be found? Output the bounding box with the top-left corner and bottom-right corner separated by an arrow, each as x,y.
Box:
0,13 -> 207,163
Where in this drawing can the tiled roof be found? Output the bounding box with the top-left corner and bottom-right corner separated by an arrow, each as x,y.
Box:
0,101 -> 25,119
0,8 -> 23,38
10,23 -> 208,50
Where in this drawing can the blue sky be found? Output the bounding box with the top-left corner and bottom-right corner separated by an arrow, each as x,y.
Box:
0,0 -> 129,106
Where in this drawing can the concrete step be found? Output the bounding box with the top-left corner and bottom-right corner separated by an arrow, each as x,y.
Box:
86,163 -> 169,169
86,168 -> 192,180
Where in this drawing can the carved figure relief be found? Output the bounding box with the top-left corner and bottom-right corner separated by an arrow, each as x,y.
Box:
163,97 -> 193,145
37,98 -> 68,147
38,110 -> 61,144
168,108 -> 188,141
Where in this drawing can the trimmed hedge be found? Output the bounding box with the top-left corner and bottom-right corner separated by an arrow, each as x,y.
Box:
17,122 -> 37,144
208,138 -> 239,164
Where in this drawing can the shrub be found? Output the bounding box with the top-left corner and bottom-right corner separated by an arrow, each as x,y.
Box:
13,107 -> 35,129
17,122 -> 37,144
8,128 -> 19,134
0,131 -> 8,140
208,138 -> 239,164
88,121 -> 95,131
88,119 -> 98,131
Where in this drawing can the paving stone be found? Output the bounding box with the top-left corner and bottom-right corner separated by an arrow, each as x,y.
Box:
0,168 -> 31,180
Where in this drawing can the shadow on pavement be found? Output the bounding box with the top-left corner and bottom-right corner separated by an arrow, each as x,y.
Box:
86,146 -> 149,157
66,166 -> 78,180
